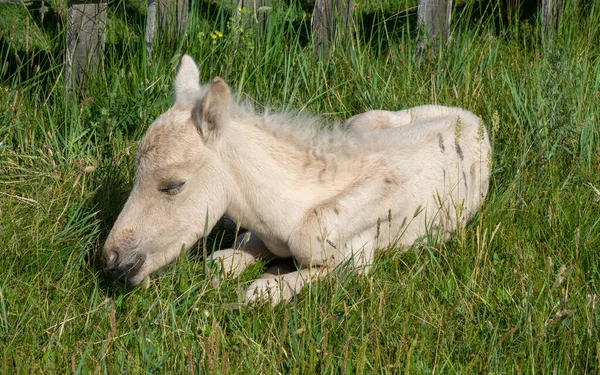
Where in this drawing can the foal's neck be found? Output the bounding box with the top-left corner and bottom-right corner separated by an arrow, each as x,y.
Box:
219,117 -> 361,233
226,117 -> 359,182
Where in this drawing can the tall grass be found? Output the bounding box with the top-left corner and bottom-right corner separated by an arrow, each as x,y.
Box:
1,0 -> 599,373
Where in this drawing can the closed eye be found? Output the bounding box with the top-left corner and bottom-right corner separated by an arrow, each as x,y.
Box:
160,181 -> 185,195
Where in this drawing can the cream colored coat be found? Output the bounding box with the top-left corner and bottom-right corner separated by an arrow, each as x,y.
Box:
103,55 -> 491,305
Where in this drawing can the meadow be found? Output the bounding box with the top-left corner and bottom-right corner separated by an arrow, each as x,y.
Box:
1,0 -> 599,373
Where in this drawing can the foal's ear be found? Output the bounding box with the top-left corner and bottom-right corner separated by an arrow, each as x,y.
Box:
174,55 -> 201,108
192,77 -> 230,142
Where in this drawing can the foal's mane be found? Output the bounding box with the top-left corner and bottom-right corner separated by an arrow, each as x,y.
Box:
229,97 -> 368,166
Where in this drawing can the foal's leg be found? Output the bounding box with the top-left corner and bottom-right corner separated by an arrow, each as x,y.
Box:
244,236 -> 377,306
288,170 -> 411,267
345,106 -> 462,134
344,109 -> 414,133
244,267 -> 328,305
209,232 -> 271,278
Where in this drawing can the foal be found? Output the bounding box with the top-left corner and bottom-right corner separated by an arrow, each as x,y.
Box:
103,55 -> 491,305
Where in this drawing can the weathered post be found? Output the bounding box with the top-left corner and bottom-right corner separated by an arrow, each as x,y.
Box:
145,0 -> 188,64
158,0 -> 188,40
417,0 -> 453,56
236,0 -> 272,30
66,0 -> 107,93
542,0 -> 562,36
145,0 -> 156,62
312,0 -> 354,59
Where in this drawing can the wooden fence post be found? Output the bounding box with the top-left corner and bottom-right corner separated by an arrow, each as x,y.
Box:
158,0 -> 188,39
236,0 -> 272,31
66,0 -> 107,93
145,0 -> 156,62
417,0 -> 452,56
542,0 -> 562,36
145,0 -> 188,64
312,0 -> 354,59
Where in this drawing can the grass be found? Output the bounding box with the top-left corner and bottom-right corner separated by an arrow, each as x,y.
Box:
1,0 -> 600,373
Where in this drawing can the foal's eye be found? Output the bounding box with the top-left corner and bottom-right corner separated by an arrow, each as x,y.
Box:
160,181 -> 185,195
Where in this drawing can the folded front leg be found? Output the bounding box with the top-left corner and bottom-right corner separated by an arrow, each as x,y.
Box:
288,172 -> 403,267
244,232 -> 377,305
244,267 -> 328,306
209,232 -> 271,278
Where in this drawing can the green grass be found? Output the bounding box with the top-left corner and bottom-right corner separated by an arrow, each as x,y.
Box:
1,0 -> 600,373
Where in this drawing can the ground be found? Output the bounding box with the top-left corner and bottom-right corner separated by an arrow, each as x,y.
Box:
0,1 -> 599,373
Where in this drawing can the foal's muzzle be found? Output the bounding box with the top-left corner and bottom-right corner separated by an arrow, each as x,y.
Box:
103,250 -> 147,284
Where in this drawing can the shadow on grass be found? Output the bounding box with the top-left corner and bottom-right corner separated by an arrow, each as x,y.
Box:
88,157 -> 244,293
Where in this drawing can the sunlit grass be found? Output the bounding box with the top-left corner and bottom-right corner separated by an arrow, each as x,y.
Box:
1,0 -> 599,373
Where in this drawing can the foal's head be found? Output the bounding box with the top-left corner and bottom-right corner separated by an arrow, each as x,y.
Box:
103,56 -> 234,284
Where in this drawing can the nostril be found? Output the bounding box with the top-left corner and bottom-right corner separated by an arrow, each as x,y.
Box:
104,229 -> 138,269
105,250 -> 119,267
